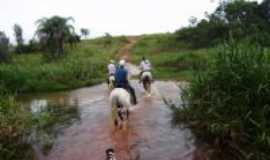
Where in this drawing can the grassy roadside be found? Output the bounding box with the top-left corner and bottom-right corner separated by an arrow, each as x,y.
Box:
132,34 -> 270,159
130,34 -> 215,81
0,36 -> 127,160
170,42 -> 270,160
0,36 -> 127,93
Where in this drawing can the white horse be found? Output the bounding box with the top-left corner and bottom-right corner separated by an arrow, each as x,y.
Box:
141,71 -> 152,94
109,88 -> 131,129
107,75 -> 115,91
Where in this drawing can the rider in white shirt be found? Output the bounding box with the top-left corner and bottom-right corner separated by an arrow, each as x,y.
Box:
107,60 -> 116,75
139,56 -> 152,82
139,56 -> 151,72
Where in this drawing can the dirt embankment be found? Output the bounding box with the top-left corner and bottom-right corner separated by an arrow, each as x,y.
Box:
116,36 -> 139,62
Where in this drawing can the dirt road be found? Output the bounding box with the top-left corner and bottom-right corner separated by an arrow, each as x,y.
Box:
19,39 -> 198,160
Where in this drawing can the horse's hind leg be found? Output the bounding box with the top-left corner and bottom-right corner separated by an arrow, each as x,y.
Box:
111,104 -> 118,128
147,81 -> 151,94
118,109 -> 124,121
127,109 -> 129,119
116,99 -> 125,129
114,119 -> 118,127
143,81 -> 147,91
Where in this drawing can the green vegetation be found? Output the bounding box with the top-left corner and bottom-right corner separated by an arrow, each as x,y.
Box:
0,36 -> 127,160
36,16 -> 76,59
0,37 -> 126,93
13,24 -> 24,54
175,0 -> 270,48
0,13 -> 129,160
131,1 -> 270,160
132,0 -> 270,81
1,0 -> 270,159
170,42 -> 270,160
0,31 -> 10,62
80,28 -> 90,39
0,94 -> 33,160
131,34 -> 213,81
32,103 -> 79,154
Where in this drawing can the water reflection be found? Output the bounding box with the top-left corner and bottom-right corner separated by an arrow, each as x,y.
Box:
30,100 -> 48,114
18,95 -> 81,155
16,82 -> 200,160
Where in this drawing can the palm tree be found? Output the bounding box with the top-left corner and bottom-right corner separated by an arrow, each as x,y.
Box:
0,31 -> 9,62
80,28 -> 89,39
13,24 -> 24,54
261,0 -> 270,22
35,16 -> 74,58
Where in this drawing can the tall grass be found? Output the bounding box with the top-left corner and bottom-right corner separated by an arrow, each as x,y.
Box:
0,95 -> 33,160
0,37 -> 126,93
0,36 -> 127,160
131,34 -> 214,80
171,41 -> 270,160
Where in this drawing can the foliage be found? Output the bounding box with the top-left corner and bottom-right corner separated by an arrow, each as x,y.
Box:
67,33 -> 81,49
132,34 -> 180,56
171,42 -> 270,160
35,16 -> 75,59
80,28 -> 90,38
31,103 -> 79,154
261,0 -> 270,23
0,36 -> 127,160
175,0 -> 270,48
0,36 -> 126,93
24,39 -> 41,53
103,33 -> 113,46
131,34 -> 213,80
0,96 -> 33,160
13,24 -> 24,54
0,31 -> 10,62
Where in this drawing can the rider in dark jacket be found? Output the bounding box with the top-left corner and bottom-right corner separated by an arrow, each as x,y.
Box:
115,60 -> 137,105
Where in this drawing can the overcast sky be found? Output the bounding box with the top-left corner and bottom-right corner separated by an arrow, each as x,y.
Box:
0,0 -> 263,43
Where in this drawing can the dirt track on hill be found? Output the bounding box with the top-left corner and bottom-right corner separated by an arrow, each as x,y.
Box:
116,36 -> 139,62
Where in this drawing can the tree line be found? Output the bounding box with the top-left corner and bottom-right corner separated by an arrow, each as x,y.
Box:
0,16 -> 90,62
175,0 -> 270,48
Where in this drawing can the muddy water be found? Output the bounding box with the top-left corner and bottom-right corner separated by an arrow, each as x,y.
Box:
18,80 -> 198,160
17,64 -> 199,160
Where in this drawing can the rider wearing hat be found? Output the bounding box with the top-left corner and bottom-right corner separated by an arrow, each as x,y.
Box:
115,60 -> 137,105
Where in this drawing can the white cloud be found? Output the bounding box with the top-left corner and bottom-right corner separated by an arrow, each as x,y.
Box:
0,0 -> 262,43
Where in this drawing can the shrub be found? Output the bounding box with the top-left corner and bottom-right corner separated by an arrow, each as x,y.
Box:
171,41 -> 270,160
0,31 -> 10,62
0,96 -> 33,160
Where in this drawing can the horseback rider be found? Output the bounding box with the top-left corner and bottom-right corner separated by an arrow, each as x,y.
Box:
139,56 -> 152,82
107,60 -> 116,86
107,59 -> 116,76
115,60 -> 137,105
